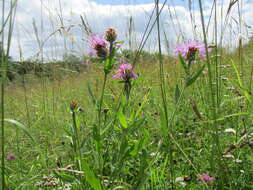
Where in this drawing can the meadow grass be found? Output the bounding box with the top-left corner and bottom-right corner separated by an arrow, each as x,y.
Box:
2,47 -> 253,189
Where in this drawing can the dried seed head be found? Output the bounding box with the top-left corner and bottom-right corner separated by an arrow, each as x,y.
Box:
105,28 -> 117,43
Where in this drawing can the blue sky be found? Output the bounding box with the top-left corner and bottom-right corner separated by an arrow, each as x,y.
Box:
5,0 -> 253,60
92,0 -> 185,6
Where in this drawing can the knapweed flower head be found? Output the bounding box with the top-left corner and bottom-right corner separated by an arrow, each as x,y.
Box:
7,153 -> 16,160
112,62 -> 138,82
198,173 -> 215,183
89,34 -> 108,58
105,28 -> 117,43
174,41 -> 211,61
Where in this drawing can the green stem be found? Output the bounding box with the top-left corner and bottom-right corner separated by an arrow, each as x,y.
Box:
1,0 -> 6,188
97,73 -> 107,171
72,111 -> 80,157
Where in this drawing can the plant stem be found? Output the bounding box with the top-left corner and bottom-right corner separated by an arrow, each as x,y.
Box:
97,73 -> 107,171
1,0 -> 6,188
72,110 -> 80,157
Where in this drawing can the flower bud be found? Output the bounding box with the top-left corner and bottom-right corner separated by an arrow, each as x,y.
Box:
105,28 -> 117,43
70,100 -> 78,111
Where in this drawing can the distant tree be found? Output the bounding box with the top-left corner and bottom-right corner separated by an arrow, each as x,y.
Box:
63,53 -> 82,72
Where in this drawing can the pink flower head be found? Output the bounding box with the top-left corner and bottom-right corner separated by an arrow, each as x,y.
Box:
198,173 -> 215,183
112,63 -> 138,81
7,153 -> 16,160
174,40 -> 211,60
89,34 -> 109,58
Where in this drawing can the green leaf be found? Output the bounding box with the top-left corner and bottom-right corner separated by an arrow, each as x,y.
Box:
53,171 -> 76,182
231,60 -> 251,102
175,84 -> 180,104
159,109 -> 168,135
186,64 -> 206,87
128,118 -> 145,134
115,40 -> 124,44
4,119 -> 35,142
133,93 -> 149,120
231,60 -> 243,87
81,160 -> 103,190
179,55 -> 188,73
87,83 -> 97,107
132,150 -> 149,190
117,112 -> 128,129
130,133 -> 149,157
104,57 -> 114,74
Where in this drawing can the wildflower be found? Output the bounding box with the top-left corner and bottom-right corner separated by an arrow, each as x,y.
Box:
198,173 -> 215,183
112,63 -> 138,82
174,41 -> 211,61
7,153 -> 16,160
89,34 -> 108,58
70,100 -> 78,111
105,28 -> 117,43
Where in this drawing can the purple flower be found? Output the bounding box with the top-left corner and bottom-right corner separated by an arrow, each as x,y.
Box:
112,63 -> 138,81
174,41 -> 211,60
89,34 -> 109,58
198,173 -> 215,183
7,153 -> 16,160
113,42 -> 123,48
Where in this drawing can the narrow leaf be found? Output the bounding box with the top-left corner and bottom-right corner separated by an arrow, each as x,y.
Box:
4,119 -> 35,142
175,84 -> 180,104
186,64 -> 206,87
179,55 -> 188,73
82,160 -> 102,190
117,112 -> 128,129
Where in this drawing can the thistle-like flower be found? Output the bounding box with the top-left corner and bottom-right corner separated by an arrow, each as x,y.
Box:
89,34 -> 108,58
112,63 -> 138,82
7,153 -> 16,160
174,41 -> 211,61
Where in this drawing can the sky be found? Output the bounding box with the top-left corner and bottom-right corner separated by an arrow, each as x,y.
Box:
92,0 -> 185,6
2,0 -> 253,61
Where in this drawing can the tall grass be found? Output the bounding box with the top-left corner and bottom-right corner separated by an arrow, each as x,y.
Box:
155,0 -> 174,188
1,0 -> 6,188
199,0 -> 225,187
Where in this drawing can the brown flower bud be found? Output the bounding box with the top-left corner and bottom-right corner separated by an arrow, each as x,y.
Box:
70,100 -> 78,111
105,28 -> 117,43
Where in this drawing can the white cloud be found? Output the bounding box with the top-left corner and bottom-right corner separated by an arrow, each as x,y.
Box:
2,0 -> 253,60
